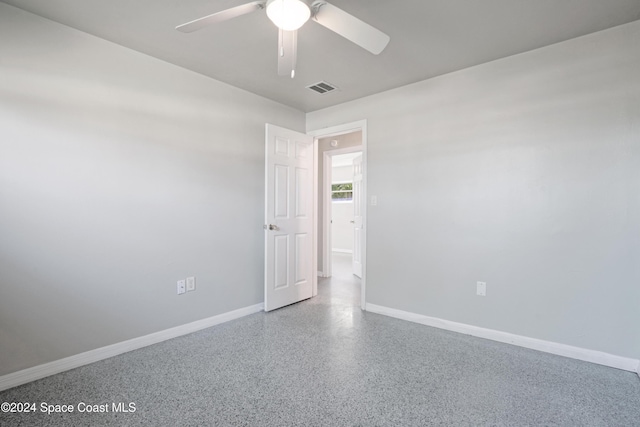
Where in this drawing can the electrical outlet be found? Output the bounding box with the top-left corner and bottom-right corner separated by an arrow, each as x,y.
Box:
477,281 -> 486,297
177,279 -> 186,295
186,276 -> 196,292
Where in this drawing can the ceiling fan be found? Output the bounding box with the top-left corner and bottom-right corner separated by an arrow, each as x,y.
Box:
176,0 -> 390,78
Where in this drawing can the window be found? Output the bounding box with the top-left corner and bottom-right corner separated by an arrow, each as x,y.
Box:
332,182 -> 353,201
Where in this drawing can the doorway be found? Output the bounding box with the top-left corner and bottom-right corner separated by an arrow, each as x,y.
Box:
309,120 -> 368,310
323,147 -> 363,279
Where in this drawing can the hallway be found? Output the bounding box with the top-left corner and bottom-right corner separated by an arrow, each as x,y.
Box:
317,252 -> 361,307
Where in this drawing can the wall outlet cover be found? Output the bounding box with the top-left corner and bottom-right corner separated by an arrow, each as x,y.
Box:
477,281 -> 486,297
186,276 -> 196,292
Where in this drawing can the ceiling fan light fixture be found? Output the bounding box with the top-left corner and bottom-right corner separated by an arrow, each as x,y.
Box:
266,0 -> 310,31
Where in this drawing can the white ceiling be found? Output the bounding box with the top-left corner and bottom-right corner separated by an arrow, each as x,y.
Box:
4,0 -> 640,112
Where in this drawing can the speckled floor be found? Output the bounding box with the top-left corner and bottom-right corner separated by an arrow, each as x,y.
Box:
1,253 -> 639,426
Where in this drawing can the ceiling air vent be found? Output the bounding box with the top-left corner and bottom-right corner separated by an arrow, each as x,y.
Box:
306,81 -> 338,95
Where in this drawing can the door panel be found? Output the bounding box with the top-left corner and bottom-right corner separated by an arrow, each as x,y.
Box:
274,235 -> 289,289
295,168 -> 307,217
265,124 -> 314,311
274,165 -> 289,218
295,233 -> 307,284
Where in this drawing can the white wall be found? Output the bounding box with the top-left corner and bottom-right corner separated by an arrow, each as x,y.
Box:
308,21 -> 640,360
0,4 -> 305,376
331,201 -> 353,253
332,165 -> 354,253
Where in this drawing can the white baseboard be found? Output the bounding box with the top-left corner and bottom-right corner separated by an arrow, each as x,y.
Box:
332,249 -> 353,254
0,303 -> 264,392
365,303 -> 640,373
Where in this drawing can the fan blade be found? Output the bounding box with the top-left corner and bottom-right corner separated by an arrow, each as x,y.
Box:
176,1 -> 266,33
311,1 -> 390,55
277,29 -> 298,78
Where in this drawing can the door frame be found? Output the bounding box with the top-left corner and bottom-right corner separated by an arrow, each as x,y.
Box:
308,120 -> 368,310
322,146 -> 363,279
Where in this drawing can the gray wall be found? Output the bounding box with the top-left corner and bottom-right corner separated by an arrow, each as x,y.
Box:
308,21 -> 640,359
0,4 -> 304,376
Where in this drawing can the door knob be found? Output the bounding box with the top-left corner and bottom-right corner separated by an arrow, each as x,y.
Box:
350,220 -> 355,224
264,224 -> 279,230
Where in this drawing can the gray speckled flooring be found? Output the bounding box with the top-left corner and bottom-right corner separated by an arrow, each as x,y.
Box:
2,253 -> 639,426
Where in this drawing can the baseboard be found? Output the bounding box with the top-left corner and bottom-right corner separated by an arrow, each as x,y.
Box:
365,303 -> 640,373
0,303 -> 264,392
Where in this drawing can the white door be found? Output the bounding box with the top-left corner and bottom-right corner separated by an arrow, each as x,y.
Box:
264,124 -> 314,311
352,154 -> 363,278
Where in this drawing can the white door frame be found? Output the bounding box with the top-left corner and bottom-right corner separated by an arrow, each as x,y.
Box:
308,120 -> 368,310
322,146 -> 363,279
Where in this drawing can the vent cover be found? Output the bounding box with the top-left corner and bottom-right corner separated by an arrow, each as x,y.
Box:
306,81 -> 338,94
